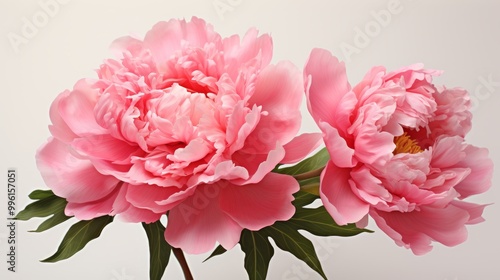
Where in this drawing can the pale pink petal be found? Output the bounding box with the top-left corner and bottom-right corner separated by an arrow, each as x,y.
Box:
320,162 -> 369,225
451,200 -> 488,224
36,138 -> 119,203
144,17 -> 220,71
58,79 -> 107,136
48,90 -> 78,143
220,173 -> 298,230
304,48 -> 352,125
233,143 -> 285,185
281,133 -> 323,164
453,145 -> 493,198
246,61 -> 303,152
165,184 -> 242,254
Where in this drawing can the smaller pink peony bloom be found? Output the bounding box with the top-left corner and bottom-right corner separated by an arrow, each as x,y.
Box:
37,17 -> 321,254
304,48 -> 493,254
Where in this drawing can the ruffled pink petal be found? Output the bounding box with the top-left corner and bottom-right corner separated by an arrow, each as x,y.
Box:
431,136 -> 466,168
370,204 -> 472,255
450,200 -> 488,225
319,122 -> 355,168
71,134 -> 142,164
220,173 -> 298,230
164,184 -> 242,254
36,138 -> 119,203
232,143 -> 285,185
66,183 -> 162,223
65,186 -> 121,220
125,183 -> 180,213
223,28 -> 273,77
281,133 -> 323,164
453,145 -> 493,198
58,79 -> 107,137
304,48 -> 352,125
144,17 -> 220,71
246,61 -> 303,152
320,162 -> 369,225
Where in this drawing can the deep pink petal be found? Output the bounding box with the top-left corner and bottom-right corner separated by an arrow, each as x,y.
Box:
320,162 -> 369,225
281,133 -> 323,164
36,138 -> 119,203
220,173 -> 298,230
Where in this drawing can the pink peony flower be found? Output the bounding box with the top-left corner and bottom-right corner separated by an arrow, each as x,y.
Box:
36,17 -> 321,254
304,48 -> 493,255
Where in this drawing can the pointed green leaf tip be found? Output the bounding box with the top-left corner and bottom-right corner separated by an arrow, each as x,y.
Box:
41,216 -> 114,262
16,189 -> 72,232
263,223 -> 327,279
204,245 -> 227,262
142,221 -> 172,280
240,230 -> 274,280
274,147 -> 329,175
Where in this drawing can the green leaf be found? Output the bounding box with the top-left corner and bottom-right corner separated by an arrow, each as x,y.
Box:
16,195 -> 68,221
28,189 -> 54,200
290,206 -> 371,237
29,211 -> 72,233
142,221 -> 171,280
275,148 -> 329,175
240,230 -> 274,280
41,215 -> 114,262
263,223 -> 327,280
292,190 -> 319,208
203,245 -> 227,262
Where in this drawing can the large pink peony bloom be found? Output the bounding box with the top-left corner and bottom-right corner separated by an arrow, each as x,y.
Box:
37,17 -> 320,254
304,48 -> 493,255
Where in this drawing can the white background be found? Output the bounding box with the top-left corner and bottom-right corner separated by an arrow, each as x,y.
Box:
1,1 -> 499,279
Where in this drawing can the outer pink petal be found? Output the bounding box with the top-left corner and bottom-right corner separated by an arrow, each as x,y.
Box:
281,133 -> 323,164
320,162 -> 369,225
165,184 -> 242,254
65,186 -> 121,220
58,79 -> 107,136
48,90 -> 78,143
304,48 -> 352,125
246,61 -> 303,153
232,143 -> 285,185
36,138 -> 119,203
371,204 -> 472,255
453,145 -> 493,198
220,173 -> 298,230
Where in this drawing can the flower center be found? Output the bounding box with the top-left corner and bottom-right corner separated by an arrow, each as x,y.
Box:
393,132 -> 423,155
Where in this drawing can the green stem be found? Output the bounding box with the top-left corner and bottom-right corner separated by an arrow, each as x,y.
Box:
173,247 -> 194,280
293,166 -> 325,181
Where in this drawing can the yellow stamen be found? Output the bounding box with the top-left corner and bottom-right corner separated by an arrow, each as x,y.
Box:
393,132 -> 423,155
